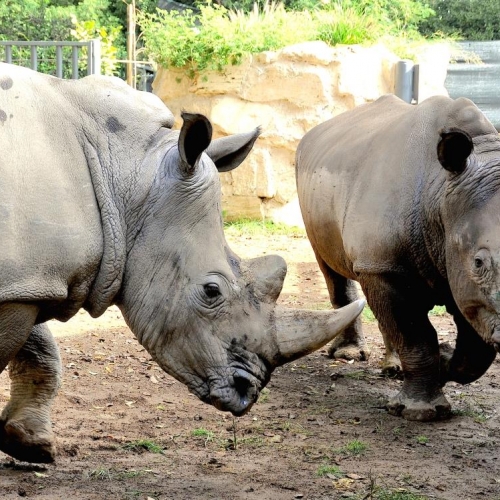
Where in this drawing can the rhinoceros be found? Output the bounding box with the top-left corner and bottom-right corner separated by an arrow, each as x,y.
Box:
0,63 -> 364,463
296,94 -> 500,422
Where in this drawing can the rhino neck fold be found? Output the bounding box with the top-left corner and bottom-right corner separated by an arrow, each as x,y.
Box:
82,135 -> 127,318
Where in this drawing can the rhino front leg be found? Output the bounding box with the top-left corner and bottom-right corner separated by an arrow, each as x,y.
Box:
317,259 -> 370,361
439,308 -> 496,386
362,275 -> 451,421
0,322 -> 61,463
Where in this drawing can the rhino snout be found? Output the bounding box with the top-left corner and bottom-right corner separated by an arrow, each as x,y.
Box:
209,368 -> 262,416
491,330 -> 500,353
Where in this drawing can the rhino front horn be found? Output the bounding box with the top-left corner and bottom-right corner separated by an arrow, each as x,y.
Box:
273,299 -> 366,366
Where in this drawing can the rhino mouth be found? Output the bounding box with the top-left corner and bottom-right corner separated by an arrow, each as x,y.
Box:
491,330 -> 500,353
209,367 -> 262,416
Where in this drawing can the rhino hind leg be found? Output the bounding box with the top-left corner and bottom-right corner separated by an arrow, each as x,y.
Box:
0,323 -> 61,463
317,260 -> 370,361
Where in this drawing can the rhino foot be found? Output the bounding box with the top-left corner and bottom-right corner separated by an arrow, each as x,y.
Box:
386,391 -> 451,422
381,351 -> 403,379
328,336 -> 371,361
0,417 -> 56,463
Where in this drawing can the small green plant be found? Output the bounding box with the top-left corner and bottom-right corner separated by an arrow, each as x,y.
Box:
339,439 -> 368,455
362,306 -> 377,322
191,428 -> 215,446
257,387 -> 270,404
122,439 -> 164,454
344,370 -> 369,380
316,464 -> 344,478
88,467 -> 112,480
415,435 -> 429,444
374,488 -> 429,500
429,305 -> 447,316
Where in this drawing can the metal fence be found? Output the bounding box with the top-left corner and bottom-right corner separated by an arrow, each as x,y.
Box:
0,39 -> 101,79
445,41 -> 500,131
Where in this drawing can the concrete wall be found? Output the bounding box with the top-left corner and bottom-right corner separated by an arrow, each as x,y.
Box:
153,41 -> 450,226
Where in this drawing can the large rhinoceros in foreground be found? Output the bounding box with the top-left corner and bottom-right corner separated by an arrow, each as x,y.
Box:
0,63 -> 364,463
296,94 -> 500,422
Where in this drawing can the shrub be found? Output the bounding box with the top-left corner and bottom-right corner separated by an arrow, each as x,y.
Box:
419,0 -> 500,40
139,0 -> 433,78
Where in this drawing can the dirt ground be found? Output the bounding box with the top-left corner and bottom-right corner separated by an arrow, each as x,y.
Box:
1,229 -> 500,500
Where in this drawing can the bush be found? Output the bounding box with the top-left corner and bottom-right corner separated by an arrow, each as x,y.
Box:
419,0 -> 500,40
139,0 -> 434,78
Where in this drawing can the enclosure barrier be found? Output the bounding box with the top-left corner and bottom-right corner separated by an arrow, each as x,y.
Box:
0,39 -> 101,78
395,60 -> 420,104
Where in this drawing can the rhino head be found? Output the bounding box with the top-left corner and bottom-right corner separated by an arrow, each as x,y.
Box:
117,112 -> 364,415
439,127 -> 500,352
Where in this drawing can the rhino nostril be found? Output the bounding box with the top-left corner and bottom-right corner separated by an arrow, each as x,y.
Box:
232,369 -> 258,401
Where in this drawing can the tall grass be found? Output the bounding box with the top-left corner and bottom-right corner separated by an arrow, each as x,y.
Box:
139,0 -> 430,78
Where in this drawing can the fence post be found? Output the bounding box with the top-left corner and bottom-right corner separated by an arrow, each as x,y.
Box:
395,60 -> 415,103
88,39 -> 101,76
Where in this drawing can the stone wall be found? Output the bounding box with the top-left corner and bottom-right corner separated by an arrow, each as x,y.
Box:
153,41 -> 450,226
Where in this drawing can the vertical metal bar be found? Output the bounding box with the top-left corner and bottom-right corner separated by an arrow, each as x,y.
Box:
412,64 -> 420,104
88,40 -> 101,75
56,45 -> 63,78
30,45 -> 38,71
5,45 -> 12,64
72,46 -> 79,79
394,60 -> 414,103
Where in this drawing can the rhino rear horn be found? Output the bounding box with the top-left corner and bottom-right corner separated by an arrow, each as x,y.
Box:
178,112 -> 212,174
437,127 -> 473,174
206,127 -> 261,172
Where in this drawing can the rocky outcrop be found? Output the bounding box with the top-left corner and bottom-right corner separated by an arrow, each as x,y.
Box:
153,41 -> 450,226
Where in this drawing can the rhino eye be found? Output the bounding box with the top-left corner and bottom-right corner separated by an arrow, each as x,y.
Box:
203,283 -> 221,299
474,257 -> 484,269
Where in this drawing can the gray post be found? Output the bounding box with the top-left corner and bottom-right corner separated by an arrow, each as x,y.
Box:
71,46 -> 79,79
30,45 -> 38,71
56,45 -> 63,78
5,45 -> 12,64
88,39 -> 101,76
395,60 -> 414,103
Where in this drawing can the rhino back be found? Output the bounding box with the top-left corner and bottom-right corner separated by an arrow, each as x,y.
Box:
0,64 -> 103,316
296,94 -> 495,280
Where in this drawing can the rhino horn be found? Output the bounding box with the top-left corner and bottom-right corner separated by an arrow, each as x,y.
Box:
272,299 -> 366,366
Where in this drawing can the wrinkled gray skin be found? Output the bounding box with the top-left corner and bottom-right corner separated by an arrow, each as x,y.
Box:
0,63 -> 364,463
296,94 -> 500,422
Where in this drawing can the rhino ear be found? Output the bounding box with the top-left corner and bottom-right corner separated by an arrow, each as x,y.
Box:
437,127 -> 473,174
206,127 -> 261,172
178,112 -> 212,174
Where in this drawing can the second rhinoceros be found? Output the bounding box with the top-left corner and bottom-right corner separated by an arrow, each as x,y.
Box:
296,94 -> 500,422
0,63 -> 364,463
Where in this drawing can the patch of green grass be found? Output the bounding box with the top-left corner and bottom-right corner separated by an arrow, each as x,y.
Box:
338,439 -> 368,456
223,217 -> 305,237
257,387 -> 270,404
191,428 -> 214,439
316,464 -> 344,478
429,305 -> 447,316
344,370 -> 369,380
415,435 -> 429,444
362,306 -> 377,322
122,439 -> 164,454
374,488 -> 429,500
452,408 -> 488,423
88,467 -> 112,480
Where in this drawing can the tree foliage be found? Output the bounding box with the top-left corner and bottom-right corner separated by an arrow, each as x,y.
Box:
419,0 -> 500,40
